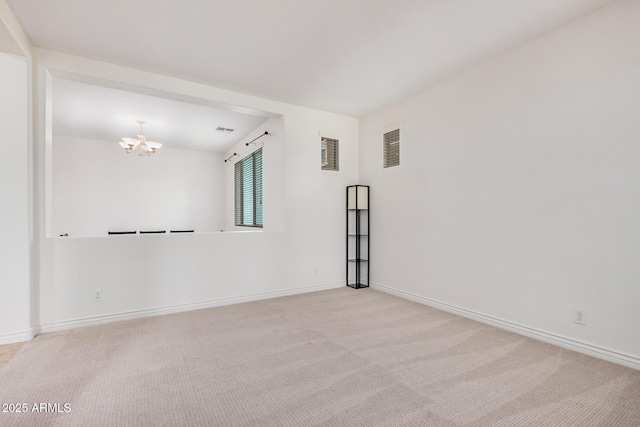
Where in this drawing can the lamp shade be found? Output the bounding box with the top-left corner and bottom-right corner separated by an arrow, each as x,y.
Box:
347,185 -> 368,210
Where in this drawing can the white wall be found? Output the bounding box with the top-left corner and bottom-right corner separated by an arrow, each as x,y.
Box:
360,0 -> 640,365
52,136 -> 224,236
0,52 -> 31,342
282,109 -> 360,290
34,49 -> 359,329
38,231 -> 286,328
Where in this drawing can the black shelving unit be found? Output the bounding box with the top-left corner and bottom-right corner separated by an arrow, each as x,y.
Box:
346,185 -> 369,289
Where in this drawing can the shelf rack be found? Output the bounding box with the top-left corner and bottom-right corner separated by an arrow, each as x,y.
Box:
346,185 -> 369,289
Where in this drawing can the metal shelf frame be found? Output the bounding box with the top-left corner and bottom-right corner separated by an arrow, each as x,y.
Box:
346,185 -> 370,289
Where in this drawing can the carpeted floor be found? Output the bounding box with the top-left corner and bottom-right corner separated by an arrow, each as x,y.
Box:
1,288 -> 639,426
0,342 -> 24,371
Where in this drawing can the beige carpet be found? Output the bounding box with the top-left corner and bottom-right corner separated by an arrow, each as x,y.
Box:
0,342 -> 24,371
0,288 -> 639,426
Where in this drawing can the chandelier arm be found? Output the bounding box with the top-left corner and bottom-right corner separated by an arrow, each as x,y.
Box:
120,120 -> 160,156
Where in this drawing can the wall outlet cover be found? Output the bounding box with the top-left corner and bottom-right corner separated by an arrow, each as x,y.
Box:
573,308 -> 587,325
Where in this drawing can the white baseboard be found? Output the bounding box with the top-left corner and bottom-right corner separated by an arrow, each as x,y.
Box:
36,282 -> 344,335
370,282 -> 640,371
0,328 -> 34,345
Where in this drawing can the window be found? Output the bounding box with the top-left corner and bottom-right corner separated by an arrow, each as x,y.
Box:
321,137 -> 339,171
235,148 -> 263,227
383,128 -> 400,168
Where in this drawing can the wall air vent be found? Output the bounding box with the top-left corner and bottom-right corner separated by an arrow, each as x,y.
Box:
216,127 -> 235,132
383,127 -> 400,168
321,137 -> 339,171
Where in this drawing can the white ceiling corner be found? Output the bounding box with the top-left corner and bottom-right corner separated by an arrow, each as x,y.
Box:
9,0 -> 617,117
52,78 -> 270,152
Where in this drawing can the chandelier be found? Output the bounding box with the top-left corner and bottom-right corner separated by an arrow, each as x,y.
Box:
119,120 -> 162,156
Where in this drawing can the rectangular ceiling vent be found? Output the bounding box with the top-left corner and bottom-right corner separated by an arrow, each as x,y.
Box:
216,127 -> 235,132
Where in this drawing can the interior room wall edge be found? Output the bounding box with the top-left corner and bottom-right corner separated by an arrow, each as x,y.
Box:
358,0 -> 640,366
371,282 -> 640,371
36,282 -> 344,336
32,48 -> 359,330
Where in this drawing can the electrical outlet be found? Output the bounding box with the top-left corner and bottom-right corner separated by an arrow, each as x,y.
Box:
94,290 -> 103,302
573,308 -> 587,325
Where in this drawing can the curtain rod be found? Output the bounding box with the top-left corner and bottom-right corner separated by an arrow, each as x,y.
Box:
246,131 -> 270,146
224,152 -> 238,163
